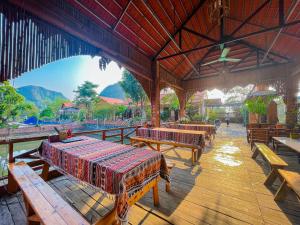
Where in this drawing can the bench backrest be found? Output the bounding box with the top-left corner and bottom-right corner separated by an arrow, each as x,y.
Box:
8,162 -> 89,225
250,128 -> 269,144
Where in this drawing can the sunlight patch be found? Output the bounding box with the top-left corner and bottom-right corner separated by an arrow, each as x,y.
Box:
214,153 -> 242,167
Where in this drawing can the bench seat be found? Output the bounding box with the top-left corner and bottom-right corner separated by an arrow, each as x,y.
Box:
274,169 -> 300,201
252,143 -> 288,186
8,161 -> 89,225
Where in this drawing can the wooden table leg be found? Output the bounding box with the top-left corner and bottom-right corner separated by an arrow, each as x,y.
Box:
152,180 -> 159,206
7,170 -> 19,193
41,162 -> 50,181
94,198 -> 118,225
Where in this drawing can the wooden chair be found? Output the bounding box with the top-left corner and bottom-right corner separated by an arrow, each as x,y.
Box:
249,128 -> 269,149
274,169 -> 300,201
252,143 -> 288,186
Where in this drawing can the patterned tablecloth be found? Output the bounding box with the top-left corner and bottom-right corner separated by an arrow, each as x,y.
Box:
40,136 -> 169,223
137,127 -> 205,148
165,123 -> 216,136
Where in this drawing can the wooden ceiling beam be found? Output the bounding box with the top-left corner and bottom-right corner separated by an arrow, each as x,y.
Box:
227,17 -> 300,41
141,0 -> 200,76
261,0 -> 300,63
157,19 -> 300,61
182,27 -> 217,42
230,0 -> 271,37
112,0 -> 132,31
153,0 -> 207,59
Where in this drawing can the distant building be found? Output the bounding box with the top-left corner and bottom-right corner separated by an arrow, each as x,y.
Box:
59,102 -> 80,119
99,96 -> 131,105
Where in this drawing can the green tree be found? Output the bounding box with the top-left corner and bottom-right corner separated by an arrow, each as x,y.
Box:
48,98 -> 70,118
39,107 -> 54,119
161,93 -> 179,111
74,81 -> 98,119
0,81 -> 29,126
78,109 -> 87,122
120,70 -> 147,116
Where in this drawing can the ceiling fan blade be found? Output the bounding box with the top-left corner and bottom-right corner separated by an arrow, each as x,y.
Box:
201,59 -> 220,66
224,58 -> 241,62
221,48 -> 230,58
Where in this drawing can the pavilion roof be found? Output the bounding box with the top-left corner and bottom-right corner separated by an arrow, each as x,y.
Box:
64,0 -> 300,79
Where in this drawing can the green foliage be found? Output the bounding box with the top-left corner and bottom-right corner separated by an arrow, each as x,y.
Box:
93,102 -> 115,120
240,105 -> 249,126
120,70 -> 147,105
49,98 -> 70,117
78,109 -> 87,122
160,108 -> 170,122
245,96 -> 274,116
74,81 -> 98,105
74,81 -> 98,118
191,113 -> 205,122
161,93 -> 179,111
39,107 -> 54,119
0,81 -> 33,126
115,105 -> 127,116
207,109 -> 218,122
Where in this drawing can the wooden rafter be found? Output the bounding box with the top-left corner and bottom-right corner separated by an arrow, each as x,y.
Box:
153,0 -> 207,59
230,0 -> 271,37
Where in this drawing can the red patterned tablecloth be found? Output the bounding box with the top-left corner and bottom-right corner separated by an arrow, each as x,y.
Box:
40,136 -> 169,223
137,127 -> 205,148
166,123 -> 216,136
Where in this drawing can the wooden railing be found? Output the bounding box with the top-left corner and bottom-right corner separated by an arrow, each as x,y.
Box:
0,126 -> 141,183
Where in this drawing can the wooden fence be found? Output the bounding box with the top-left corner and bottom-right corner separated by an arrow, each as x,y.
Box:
0,126 -> 141,183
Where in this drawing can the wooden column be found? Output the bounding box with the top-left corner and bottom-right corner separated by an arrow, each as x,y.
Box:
151,61 -> 160,127
177,90 -> 187,120
285,76 -> 298,128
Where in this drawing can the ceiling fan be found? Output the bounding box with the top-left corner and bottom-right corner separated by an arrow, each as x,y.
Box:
202,44 -> 241,66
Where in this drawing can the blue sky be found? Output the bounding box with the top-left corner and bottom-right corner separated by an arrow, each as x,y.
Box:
12,56 -> 123,100
11,55 -> 224,101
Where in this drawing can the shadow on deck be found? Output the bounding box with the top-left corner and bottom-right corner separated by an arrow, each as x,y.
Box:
1,124 -> 300,225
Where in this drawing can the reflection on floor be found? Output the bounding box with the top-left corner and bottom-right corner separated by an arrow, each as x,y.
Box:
1,123 -> 300,225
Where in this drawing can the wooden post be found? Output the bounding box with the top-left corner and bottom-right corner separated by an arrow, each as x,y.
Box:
41,162 -> 50,181
102,131 -> 106,140
151,61 -> 160,127
9,142 -> 14,163
285,76 -> 298,129
152,178 -> 159,206
120,128 -> 124,144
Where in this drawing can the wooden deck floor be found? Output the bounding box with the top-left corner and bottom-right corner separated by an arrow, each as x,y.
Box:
1,124 -> 300,225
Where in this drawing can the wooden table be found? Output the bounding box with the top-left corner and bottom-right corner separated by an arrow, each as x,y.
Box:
272,137 -> 300,162
153,127 -> 207,136
40,136 -> 169,224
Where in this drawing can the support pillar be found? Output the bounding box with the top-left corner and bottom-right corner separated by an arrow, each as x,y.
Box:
177,90 -> 187,120
151,61 -> 160,127
285,76 -> 298,128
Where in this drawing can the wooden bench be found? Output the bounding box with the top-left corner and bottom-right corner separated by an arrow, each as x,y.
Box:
8,161 -> 90,225
252,143 -> 288,186
130,136 -> 202,165
274,169 -> 300,201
